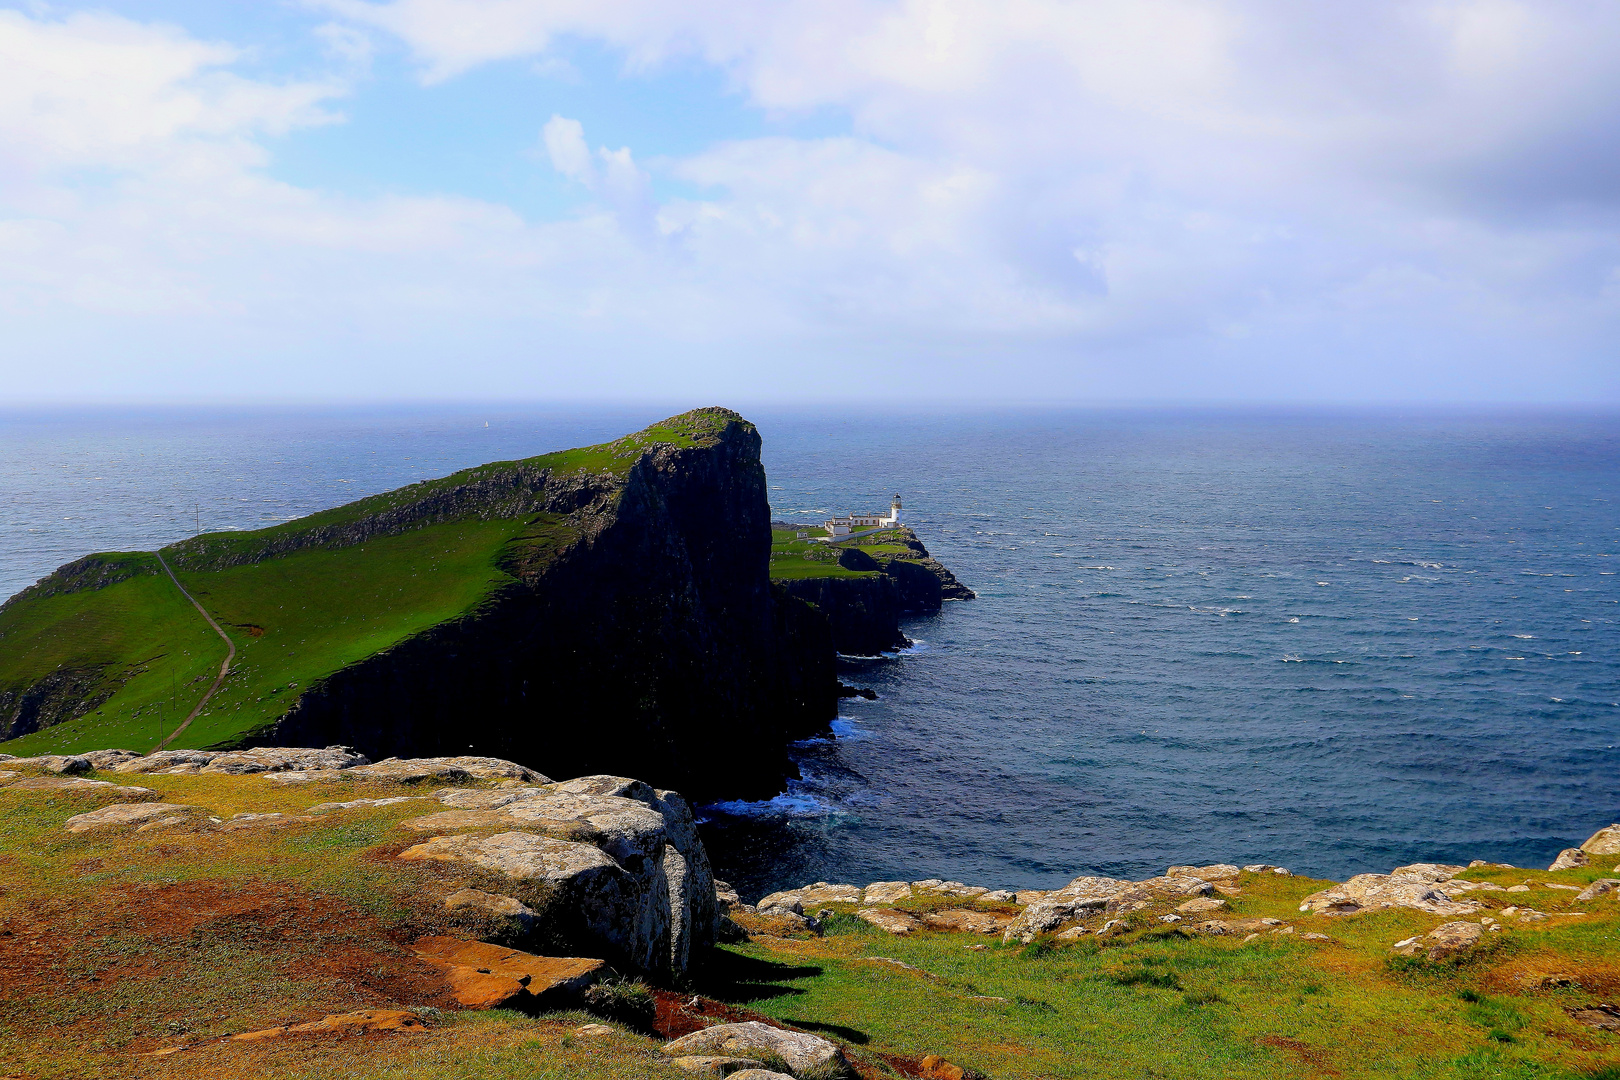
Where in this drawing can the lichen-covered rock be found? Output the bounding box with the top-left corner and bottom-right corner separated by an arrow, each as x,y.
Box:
1581,825 -> 1620,856
670,1056 -> 769,1077
856,908 -> 921,935
1299,864 -> 1480,916
113,750 -> 218,774
859,881 -> 910,905
3,754 -> 91,774
63,802 -> 200,833
1393,921 -> 1482,961
1002,875 -> 1131,943
663,1022 -> 851,1077
397,774 -> 715,980
81,749 -> 143,770
343,758 -> 474,784
1576,879 -> 1620,902
922,909 -> 1014,935
1549,848 -> 1591,871
445,888 -> 540,937
9,776 -> 155,798
201,746 -> 369,774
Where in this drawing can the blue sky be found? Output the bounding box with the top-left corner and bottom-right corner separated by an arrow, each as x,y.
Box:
0,0 -> 1617,404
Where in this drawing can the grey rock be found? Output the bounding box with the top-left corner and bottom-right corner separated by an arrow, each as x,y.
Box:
9,776 -> 156,797
855,908 -> 922,935
4,754 -> 91,774
200,746 -> 367,774
397,774 -> 716,980
862,881 -> 912,904
113,750 -> 218,774
81,749 -> 143,770
663,1022 -> 850,1077
1581,824 -> 1620,856
1576,879 -> 1620,902
342,758 -> 474,784
1001,875 -> 1131,943
1299,864 -> 1480,917
64,802 -> 201,833
1394,921 -> 1482,960
445,888 -> 539,935
727,1071 -> 796,1080
669,1056 -> 768,1077
1549,848 -> 1591,871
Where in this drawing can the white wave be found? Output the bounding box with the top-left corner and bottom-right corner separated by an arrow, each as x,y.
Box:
702,790 -> 839,820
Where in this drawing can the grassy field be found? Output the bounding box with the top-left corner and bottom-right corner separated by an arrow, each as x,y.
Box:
715,872 -> 1620,1080
0,411 -> 738,756
768,529 -> 881,580
1,767 -> 1617,1079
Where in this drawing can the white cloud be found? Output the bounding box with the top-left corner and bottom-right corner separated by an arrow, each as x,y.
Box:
542,114 -> 593,183
0,2 -> 1617,402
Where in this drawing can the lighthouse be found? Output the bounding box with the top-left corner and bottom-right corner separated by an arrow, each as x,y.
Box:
888,494 -> 903,525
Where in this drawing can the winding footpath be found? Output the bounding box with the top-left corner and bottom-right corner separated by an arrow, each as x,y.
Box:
151,551 -> 235,754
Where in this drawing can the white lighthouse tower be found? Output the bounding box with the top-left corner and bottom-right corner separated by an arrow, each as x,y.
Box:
888,494 -> 903,526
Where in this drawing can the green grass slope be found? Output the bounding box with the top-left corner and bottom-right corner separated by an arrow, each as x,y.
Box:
0,411 -> 736,756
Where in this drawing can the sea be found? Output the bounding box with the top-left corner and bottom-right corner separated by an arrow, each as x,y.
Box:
2,406 -> 1617,899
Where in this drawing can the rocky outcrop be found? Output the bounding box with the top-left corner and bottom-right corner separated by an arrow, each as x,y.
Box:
772,525 -> 973,656
663,1022 -> 852,1078
1297,864 -> 1485,917
397,774 -> 715,981
1549,848 -> 1591,871
1392,921 -> 1482,961
1582,824 -> 1620,855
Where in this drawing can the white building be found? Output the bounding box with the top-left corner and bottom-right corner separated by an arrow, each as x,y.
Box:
823,495 -> 902,539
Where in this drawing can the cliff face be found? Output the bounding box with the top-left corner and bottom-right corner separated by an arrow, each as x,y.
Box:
269,411 -> 836,800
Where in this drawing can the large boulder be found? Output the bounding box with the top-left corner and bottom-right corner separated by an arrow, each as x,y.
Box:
201,746 -> 369,774
663,1022 -> 851,1077
3,755 -> 91,774
1393,921 -> 1482,961
1549,848 -> 1591,871
1299,864 -> 1481,917
1576,879 -> 1620,902
1581,825 -> 1620,856
1002,875 -> 1132,942
397,774 -> 715,980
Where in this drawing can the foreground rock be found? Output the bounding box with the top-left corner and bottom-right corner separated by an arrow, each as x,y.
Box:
1581,825 -> 1620,856
1393,921 -> 1483,961
413,936 -> 602,1010
1298,864 -> 1483,917
1002,866 -> 1235,943
233,1009 -> 429,1041
1549,849 -> 1590,871
398,775 -> 715,980
663,1022 -> 851,1077
63,802 -> 201,833
5,776 -> 155,798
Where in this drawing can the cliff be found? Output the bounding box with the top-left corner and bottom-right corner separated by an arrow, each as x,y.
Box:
0,409 -> 837,799
769,524 -> 974,656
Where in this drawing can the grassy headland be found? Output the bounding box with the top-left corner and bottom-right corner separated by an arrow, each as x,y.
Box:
0,411 -> 739,756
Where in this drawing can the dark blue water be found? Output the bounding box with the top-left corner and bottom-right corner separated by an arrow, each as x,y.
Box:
3,407 -> 1617,896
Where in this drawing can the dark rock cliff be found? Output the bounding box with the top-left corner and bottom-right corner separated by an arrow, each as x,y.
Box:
267,410 -> 837,800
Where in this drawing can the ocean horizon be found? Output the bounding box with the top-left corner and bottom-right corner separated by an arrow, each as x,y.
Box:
3,404 -> 1616,900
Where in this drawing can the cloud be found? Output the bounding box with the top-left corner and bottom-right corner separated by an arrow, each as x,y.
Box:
542,115 -> 593,183
0,2 -> 1616,402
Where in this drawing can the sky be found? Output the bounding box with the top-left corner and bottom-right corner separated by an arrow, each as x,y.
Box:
0,0 -> 1617,405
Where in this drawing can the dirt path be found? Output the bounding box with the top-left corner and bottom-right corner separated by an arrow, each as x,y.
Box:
151,551 -> 235,754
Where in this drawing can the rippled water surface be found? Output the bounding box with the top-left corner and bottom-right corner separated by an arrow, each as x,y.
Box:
3,407 -> 1617,897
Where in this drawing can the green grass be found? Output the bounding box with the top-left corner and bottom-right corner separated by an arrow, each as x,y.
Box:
767,529 -> 880,581
1,410 -> 744,755
712,868 -> 1620,1080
